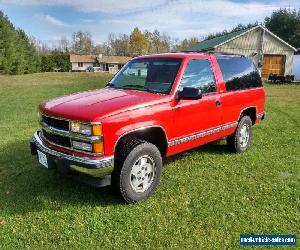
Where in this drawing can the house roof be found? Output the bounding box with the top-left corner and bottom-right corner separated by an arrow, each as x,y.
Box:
183,25 -> 297,52
183,28 -> 252,52
70,54 -> 97,63
70,54 -> 132,64
98,55 -> 131,64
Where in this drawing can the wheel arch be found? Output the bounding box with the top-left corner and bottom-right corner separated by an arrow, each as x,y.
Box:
114,125 -> 168,158
239,106 -> 257,125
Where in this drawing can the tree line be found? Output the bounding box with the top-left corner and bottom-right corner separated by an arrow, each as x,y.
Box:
33,28 -> 200,73
0,11 -> 40,74
0,8 -> 299,75
37,29 -> 199,56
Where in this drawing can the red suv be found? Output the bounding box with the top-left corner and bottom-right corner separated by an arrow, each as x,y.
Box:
31,52 -> 265,203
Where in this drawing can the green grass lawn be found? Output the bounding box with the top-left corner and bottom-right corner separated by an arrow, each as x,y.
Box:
0,73 -> 299,249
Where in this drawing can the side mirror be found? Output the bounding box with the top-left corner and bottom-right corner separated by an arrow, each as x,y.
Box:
177,87 -> 202,100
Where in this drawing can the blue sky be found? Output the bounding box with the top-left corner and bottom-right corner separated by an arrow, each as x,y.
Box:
0,0 -> 299,46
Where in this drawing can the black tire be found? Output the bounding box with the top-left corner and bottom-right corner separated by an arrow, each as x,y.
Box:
112,139 -> 162,203
227,116 -> 253,153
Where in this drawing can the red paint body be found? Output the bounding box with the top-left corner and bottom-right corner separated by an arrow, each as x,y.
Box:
40,53 -> 265,159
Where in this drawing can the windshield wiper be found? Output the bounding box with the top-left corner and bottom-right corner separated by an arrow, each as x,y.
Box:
123,85 -> 164,94
121,84 -> 144,89
111,84 -> 164,94
106,82 -> 114,87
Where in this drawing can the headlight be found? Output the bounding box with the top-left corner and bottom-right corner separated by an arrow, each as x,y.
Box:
70,121 -> 102,136
72,141 -> 92,152
72,141 -> 104,154
70,121 -> 91,135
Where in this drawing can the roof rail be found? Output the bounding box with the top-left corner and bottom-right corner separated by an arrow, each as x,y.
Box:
181,50 -> 245,57
180,50 -> 206,53
207,51 -> 245,57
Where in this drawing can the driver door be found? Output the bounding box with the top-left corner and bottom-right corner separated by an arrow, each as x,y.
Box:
172,59 -> 222,141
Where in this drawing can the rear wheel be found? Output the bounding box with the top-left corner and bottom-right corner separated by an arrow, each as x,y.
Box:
227,116 -> 253,153
112,139 -> 162,203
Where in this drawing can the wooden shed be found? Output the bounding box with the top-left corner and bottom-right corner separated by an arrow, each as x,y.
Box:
184,25 -> 297,79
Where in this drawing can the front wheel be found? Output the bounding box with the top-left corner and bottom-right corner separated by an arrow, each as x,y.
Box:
112,140 -> 162,203
227,116 -> 253,153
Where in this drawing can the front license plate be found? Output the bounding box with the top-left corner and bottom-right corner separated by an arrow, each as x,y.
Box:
37,150 -> 48,168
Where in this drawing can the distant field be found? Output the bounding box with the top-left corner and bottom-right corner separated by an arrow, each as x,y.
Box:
0,73 -> 299,249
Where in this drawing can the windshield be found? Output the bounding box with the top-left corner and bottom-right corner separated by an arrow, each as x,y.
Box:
108,58 -> 182,94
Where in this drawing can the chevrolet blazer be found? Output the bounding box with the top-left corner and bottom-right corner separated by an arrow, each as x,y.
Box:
31,52 -> 265,203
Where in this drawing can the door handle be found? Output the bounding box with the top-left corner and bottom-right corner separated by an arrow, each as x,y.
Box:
215,100 -> 222,107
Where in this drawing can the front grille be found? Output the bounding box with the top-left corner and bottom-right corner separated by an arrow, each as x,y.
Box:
42,115 -> 69,131
42,129 -> 71,148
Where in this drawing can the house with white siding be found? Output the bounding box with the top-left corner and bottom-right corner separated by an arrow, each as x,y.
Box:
70,54 -> 131,74
70,54 -> 96,72
183,25 -> 297,80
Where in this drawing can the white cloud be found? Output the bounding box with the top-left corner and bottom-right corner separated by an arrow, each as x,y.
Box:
0,0 -> 167,14
1,0 -> 298,16
34,14 -> 67,26
2,0 -> 299,43
89,0 -> 280,39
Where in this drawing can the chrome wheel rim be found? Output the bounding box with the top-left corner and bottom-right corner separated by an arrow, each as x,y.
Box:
130,155 -> 155,193
239,124 -> 250,148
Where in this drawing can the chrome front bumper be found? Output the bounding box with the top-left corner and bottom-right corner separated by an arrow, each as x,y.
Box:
30,131 -> 114,178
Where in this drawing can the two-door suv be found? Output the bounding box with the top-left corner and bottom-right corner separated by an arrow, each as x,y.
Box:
31,52 -> 265,203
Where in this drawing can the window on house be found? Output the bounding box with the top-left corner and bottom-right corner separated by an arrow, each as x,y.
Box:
180,59 -> 216,94
78,62 -> 83,67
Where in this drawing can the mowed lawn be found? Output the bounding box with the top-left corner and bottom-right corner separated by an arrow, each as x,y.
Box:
0,73 -> 299,249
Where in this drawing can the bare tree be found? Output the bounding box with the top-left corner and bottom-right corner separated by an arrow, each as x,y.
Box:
71,31 -> 93,54
29,36 -> 51,54
58,36 -> 70,52
93,44 -> 102,55
112,34 -> 130,56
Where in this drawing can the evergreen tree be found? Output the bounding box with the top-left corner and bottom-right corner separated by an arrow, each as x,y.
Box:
0,10 -> 40,74
41,51 -> 70,72
265,8 -> 300,48
205,23 -> 258,40
0,10 -> 18,74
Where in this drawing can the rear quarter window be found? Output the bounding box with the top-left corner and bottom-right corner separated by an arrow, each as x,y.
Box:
216,56 -> 262,91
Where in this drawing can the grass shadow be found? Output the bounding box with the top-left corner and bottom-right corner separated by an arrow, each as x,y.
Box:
1,138 -> 231,215
0,139 -> 124,216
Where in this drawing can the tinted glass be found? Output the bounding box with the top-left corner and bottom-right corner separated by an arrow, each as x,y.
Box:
217,56 -> 262,91
180,59 -> 216,94
109,58 -> 182,94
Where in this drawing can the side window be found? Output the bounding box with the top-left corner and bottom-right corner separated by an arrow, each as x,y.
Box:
217,56 -> 262,91
180,59 -> 216,94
